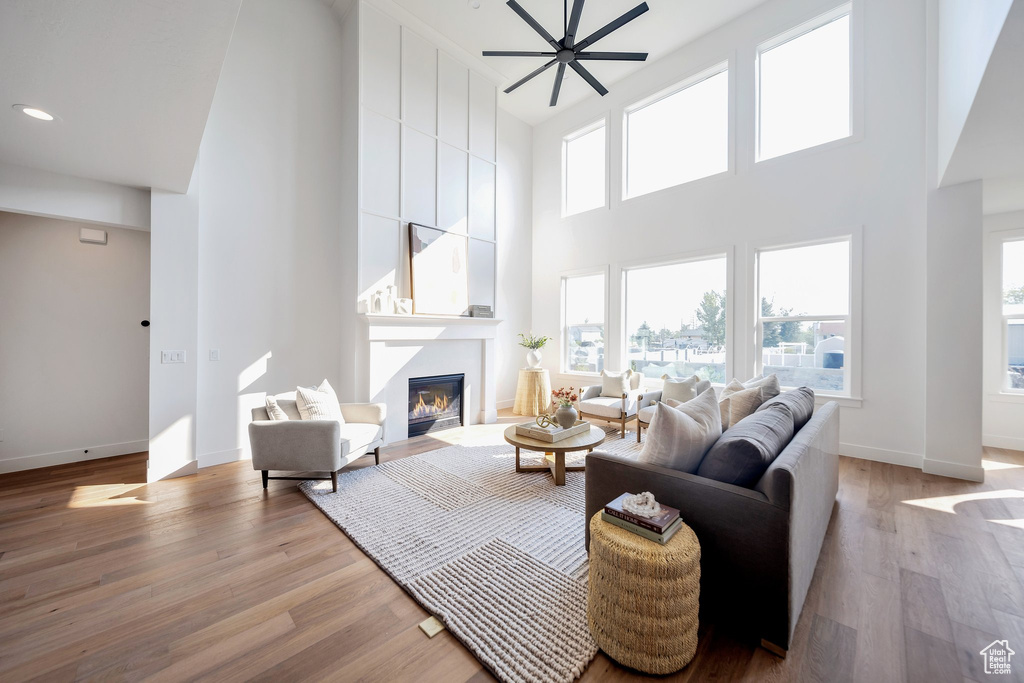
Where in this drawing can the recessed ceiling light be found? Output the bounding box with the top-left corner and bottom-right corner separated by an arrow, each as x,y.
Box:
12,104 -> 56,121
468,0 -> 481,8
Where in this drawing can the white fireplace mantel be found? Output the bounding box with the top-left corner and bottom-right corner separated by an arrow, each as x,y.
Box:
359,314 -> 502,441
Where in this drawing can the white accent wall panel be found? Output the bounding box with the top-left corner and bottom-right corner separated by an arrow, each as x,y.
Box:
469,72 -> 497,162
402,126 -> 436,226
438,142 -> 469,234
401,29 -> 437,135
359,213 -> 401,298
469,157 -> 496,241
469,238 -> 496,310
438,52 -> 469,149
361,110 -> 400,217
360,5 -> 401,119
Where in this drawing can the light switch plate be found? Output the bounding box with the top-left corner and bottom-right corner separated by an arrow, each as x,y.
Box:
209,349 -> 221,361
0,428 -> 4,442
161,350 -> 186,364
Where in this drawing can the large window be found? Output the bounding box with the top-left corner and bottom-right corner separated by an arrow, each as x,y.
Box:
624,66 -> 729,199
756,5 -> 851,161
563,272 -> 606,373
1003,237 -> 1024,392
562,120 -> 606,217
624,256 -> 728,384
756,239 -> 851,394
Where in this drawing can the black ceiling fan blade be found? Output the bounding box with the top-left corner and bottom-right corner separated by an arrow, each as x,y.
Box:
569,60 -> 608,96
564,0 -> 586,48
575,51 -> 648,61
550,63 -> 567,106
574,2 -> 650,51
505,0 -> 561,50
482,51 -> 556,57
504,58 -> 558,94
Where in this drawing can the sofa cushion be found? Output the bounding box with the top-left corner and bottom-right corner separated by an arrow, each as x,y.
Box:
744,374 -> 781,400
697,403 -> 796,488
581,395 -> 637,418
339,423 -> 383,457
638,389 -> 722,472
600,370 -> 632,398
296,379 -> 345,423
718,380 -> 765,429
757,387 -> 815,430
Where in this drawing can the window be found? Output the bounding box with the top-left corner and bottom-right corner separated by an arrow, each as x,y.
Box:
624,256 -> 728,384
1002,237 -> 1024,392
563,272 -> 606,373
624,66 -> 729,198
756,239 -> 851,394
756,5 -> 851,161
563,120 -> 606,216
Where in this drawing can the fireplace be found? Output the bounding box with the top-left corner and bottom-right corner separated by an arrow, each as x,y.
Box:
408,373 -> 464,437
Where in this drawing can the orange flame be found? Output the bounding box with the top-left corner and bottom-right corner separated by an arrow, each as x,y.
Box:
411,392 -> 452,419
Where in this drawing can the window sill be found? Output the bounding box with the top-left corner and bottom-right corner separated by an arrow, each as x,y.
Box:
814,394 -> 862,408
988,392 -> 1024,405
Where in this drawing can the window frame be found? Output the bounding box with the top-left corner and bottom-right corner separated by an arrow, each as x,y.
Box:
621,60 -> 733,201
560,266 -> 610,377
620,247 -> 734,386
561,117 -> 609,218
989,229 -> 1024,397
751,231 -> 862,403
754,2 -> 857,164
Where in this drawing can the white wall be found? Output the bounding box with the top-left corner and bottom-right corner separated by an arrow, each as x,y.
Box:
496,109 -> 534,406
0,162 -> 150,230
191,0 -> 348,468
0,212 -> 149,473
531,0 -> 947,470
983,209 -> 1024,450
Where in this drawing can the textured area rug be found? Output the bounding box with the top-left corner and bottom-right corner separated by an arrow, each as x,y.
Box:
299,430 -> 642,683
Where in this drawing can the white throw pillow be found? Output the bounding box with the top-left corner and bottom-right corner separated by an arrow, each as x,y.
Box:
295,378 -> 345,423
661,375 -> 698,403
719,380 -> 764,429
265,395 -> 290,421
638,388 -> 722,472
743,374 -> 780,400
600,370 -> 632,398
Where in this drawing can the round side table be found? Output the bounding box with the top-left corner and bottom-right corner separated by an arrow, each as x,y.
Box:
513,368 -> 551,416
587,512 -> 701,674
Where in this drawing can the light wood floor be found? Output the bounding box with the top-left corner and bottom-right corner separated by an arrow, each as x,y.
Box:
1,413 -> 1023,682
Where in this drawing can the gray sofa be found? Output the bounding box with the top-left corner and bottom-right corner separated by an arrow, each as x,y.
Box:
249,394 -> 386,492
585,401 -> 839,655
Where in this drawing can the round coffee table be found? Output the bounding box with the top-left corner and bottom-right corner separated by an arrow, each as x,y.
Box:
503,424 -> 606,486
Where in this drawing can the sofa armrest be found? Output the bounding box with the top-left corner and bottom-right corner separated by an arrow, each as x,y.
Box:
339,402 -> 387,426
580,385 -> 601,400
248,419 -> 342,472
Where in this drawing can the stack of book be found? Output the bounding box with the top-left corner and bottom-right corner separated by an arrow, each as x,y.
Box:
601,493 -> 682,544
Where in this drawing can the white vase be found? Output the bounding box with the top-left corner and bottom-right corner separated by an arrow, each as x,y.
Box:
526,349 -> 542,368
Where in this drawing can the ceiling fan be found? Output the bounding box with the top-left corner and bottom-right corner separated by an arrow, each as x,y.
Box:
483,0 -> 650,107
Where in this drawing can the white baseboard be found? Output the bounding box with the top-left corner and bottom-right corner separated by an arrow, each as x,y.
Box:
497,398 -> 515,410
479,409 -> 498,424
839,442 -> 923,469
922,457 -> 985,482
0,439 -> 149,474
983,433 -> 1024,451
198,447 -> 248,469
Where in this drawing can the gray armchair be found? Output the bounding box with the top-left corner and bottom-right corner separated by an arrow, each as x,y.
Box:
249,396 -> 386,492
585,402 -> 839,655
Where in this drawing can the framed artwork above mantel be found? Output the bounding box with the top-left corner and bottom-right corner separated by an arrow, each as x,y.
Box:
408,223 -> 470,317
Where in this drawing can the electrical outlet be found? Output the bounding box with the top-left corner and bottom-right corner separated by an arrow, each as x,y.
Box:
161,350 -> 186,364
209,349 -> 221,361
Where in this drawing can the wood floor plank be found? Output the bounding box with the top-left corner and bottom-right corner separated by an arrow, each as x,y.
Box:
0,417 -> 1020,682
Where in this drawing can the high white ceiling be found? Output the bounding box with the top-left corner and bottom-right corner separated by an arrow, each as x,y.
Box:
389,0 -> 771,125
943,0 -> 1024,190
0,0 -> 241,192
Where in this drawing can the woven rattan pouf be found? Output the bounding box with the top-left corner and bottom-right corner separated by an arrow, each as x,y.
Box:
587,512 -> 701,674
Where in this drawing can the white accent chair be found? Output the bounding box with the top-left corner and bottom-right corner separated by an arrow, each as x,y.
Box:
577,371 -> 650,439
249,393 -> 386,493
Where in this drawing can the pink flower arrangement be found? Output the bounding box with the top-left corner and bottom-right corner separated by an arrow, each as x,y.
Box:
552,386 -> 579,408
